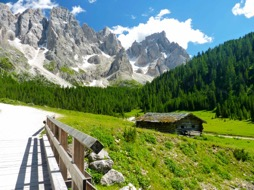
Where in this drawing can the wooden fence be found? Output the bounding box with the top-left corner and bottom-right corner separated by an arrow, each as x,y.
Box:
45,116 -> 104,190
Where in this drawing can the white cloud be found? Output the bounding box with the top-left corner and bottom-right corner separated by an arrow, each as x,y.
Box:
232,0 -> 254,18
111,9 -> 212,50
6,0 -> 58,14
71,6 -> 85,16
131,15 -> 136,20
156,9 -> 171,19
88,0 -> 97,3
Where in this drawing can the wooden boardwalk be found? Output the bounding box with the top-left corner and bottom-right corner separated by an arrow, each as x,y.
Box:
0,103 -> 53,190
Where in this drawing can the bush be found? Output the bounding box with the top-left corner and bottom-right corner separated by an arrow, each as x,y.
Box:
137,174 -> 150,189
179,142 -> 197,157
200,163 -> 211,174
216,150 -> 229,165
0,57 -> 14,71
233,149 -> 250,161
142,132 -> 157,144
152,158 -> 158,167
87,169 -> 103,184
90,127 -> 114,148
217,169 -> 231,180
164,158 -> 186,177
165,141 -> 173,150
44,61 -> 56,72
185,179 -> 199,189
171,178 -> 184,190
123,127 -> 137,142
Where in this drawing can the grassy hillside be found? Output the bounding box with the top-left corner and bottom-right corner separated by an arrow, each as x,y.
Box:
38,106 -> 254,190
193,110 -> 254,138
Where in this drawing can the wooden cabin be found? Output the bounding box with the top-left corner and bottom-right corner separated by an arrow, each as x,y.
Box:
136,112 -> 206,135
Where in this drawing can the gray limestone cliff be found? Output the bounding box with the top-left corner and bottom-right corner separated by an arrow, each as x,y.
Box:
0,4 -> 190,87
127,31 -> 190,77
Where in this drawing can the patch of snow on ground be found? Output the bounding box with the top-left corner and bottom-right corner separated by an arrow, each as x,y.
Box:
129,56 -> 154,83
87,79 -> 108,88
162,52 -> 167,58
82,54 -> 97,69
129,57 -> 140,72
8,38 -> 72,88
71,67 -> 79,72
74,54 -> 79,61
129,56 -> 151,74
101,51 -> 111,58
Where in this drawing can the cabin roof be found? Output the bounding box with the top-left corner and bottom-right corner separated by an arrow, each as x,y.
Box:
136,112 -> 206,124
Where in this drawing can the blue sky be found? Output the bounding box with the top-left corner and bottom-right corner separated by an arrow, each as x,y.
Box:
3,0 -> 254,56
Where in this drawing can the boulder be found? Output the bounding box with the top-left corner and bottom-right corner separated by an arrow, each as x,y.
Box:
120,183 -> 137,190
100,169 -> 125,186
88,149 -> 110,162
89,159 -> 113,174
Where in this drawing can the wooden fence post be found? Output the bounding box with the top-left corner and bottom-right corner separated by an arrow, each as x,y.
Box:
59,128 -> 68,180
72,138 -> 85,190
53,124 -> 60,164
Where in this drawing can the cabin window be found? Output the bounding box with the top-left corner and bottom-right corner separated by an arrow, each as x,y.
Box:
181,126 -> 184,129
192,125 -> 195,129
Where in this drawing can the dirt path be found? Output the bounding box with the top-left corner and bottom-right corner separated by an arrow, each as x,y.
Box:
203,132 -> 254,141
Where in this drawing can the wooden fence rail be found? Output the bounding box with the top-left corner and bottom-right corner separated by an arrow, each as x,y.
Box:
45,116 -> 104,190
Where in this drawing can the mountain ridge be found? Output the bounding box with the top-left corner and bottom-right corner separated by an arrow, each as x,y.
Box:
0,4 -> 190,87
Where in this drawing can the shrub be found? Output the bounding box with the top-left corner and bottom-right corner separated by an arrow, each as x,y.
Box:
164,158 -> 186,177
152,159 -> 158,167
233,149 -> 250,161
87,169 -> 103,184
200,163 -> 211,174
0,57 -> 14,71
179,142 -> 197,157
171,178 -> 184,190
165,141 -> 173,150
216,150 -> 229,165
217,169 -> 231,180
90,127 -> 114,148
60,66 -> 75,75
44,61 -> 56,72
123,127 -> 137,142
185,179 -> 199,189
137,174 -> 150,189
142,132 -> 157,144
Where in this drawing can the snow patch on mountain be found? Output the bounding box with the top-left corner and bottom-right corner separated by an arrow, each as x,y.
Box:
87,79 -> 108,87
8,38 -> 72,87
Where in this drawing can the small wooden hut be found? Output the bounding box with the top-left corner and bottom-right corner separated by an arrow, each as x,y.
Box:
136,112 -> 206,135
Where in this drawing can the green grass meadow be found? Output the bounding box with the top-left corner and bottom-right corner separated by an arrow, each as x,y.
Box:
35,106 -> 254,190
193,110 -> 254,137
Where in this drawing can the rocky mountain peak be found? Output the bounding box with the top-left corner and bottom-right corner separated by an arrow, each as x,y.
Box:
97,27 -> 122,56
98,27 -> 112,39
0,4 -> 190,87
0,3 -> 17,32
50,6 -> 74,21
16,8 -> 47,47
105,48 -> 133,80
127,31 -> 190,78
82,23 -> 98,43
145,31 -> 167,43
